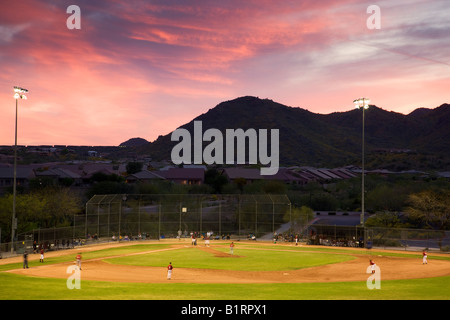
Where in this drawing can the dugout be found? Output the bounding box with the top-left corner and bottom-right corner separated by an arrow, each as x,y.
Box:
307,224 -> 366,247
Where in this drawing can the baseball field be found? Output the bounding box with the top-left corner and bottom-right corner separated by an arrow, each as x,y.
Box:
1,239 -> 449,300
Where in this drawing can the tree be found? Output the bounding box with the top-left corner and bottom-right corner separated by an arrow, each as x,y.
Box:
285,206 -> 314,234
36,187 -> 82,228
365,185 -> 406,212
262,181 -> 287,194
0,193 -> 46,242
405,190 -> 450,230
364,211 -> 403,228
126,162 -> 143,174
0,187 -> 82,242
204,168 -> 229,193
234,178 -> 247,194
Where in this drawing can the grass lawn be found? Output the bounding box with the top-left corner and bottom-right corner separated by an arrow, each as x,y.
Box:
0,272 -> 449,300
0,242 -> 449,300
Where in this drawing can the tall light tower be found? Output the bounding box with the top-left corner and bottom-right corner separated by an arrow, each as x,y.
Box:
12,86 -> 28,253
353,98 -> 370,228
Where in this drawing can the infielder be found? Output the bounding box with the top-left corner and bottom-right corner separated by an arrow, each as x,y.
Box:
422,251 -> 428,264
167,262 -> 173,280
76,253 -> 82,270
205,234 -> 210,247
230,242 -> 235,255
369,259 -> 376,273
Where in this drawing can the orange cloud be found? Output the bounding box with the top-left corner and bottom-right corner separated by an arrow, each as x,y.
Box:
0,0 -> 448,146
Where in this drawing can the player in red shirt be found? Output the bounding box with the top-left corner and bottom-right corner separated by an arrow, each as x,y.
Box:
76,253 -> 82,270
167,262 -> 173,280
230,242 -> 235,255
422,251 -> 428,264
369,259 -> 376,273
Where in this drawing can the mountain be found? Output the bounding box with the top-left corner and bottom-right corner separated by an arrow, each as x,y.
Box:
119,137 -> 149,147
127,97 -> 450,170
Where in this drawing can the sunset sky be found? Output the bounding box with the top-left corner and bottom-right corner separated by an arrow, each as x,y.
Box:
0,0 -> 449,146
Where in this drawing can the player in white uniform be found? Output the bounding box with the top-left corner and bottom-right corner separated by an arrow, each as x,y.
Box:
167,262 -> 173,280
422,251 -> 428,264
369,260 -> 376,273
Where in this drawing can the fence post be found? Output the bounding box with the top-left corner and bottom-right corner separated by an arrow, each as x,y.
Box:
97,202 -> 100,238
219,202 -> 222,238
85,202 -> 88,242
238,196 -> 241,240
108,202 -> 111,239
255,201 -> 258,238
118,199 -> 121,241
158,203 -> 161,240
200,201 -> 203,236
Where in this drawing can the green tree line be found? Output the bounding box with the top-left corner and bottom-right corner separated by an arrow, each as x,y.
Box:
1,169 -> 449,243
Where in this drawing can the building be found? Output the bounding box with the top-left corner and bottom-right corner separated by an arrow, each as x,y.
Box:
158,167 -> 205,185
125,170 -> 166,183
222,167 -> 263,184
0,165 -> 36,192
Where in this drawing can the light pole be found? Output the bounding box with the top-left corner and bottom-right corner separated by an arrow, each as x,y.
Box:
12,86 -> 28,253
180,206 -> 187,234
353,98 -> 370,228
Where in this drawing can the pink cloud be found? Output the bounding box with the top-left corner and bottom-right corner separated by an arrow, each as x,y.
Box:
0,0 -> 448,146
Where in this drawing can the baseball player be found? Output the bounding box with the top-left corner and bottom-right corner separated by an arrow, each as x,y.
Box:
167,262 -> 173,280
369,259 -> 376,273
230,242 -> 235,255
76,253 -> 82,270
422,251 -> 428,264
40,248 -> 44,263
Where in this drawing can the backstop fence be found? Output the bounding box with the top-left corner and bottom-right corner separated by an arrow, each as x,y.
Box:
77,194 -> 292,241
0,193 -> 291,256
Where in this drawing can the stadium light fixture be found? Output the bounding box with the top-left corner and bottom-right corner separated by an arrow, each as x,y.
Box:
11,86 -> 28,253
353,98 -> 370,229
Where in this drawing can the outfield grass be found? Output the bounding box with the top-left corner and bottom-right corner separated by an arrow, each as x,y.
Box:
0,272 -> 449,300
1,242 -> 449,300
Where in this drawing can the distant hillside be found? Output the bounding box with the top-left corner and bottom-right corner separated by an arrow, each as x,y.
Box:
125,97 -> 450,170
119,137 -> 149,147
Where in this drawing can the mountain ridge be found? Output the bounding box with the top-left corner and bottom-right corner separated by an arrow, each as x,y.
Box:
121,97 -> 449,169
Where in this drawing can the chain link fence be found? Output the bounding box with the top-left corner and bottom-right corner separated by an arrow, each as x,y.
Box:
307,224 -> 450,252
78,194 -> 292,241
2,194 -> 449,258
